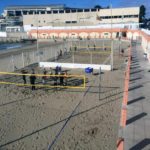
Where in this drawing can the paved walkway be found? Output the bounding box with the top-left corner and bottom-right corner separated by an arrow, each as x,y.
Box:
124,42 -> 150,150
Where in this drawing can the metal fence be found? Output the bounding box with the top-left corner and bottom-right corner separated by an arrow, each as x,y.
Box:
0,41 -> 71,72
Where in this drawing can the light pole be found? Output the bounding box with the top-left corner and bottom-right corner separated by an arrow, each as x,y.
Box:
47,19 -> 61,61
110,1 -> 113,71
79,16 -> 93,64
35,9 -> 40,63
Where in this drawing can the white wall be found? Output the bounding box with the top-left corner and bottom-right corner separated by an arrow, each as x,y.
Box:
0,32 -> 7,37
39,62 -> 111,71
24,23 -> 140,32
141,29 -> 150,35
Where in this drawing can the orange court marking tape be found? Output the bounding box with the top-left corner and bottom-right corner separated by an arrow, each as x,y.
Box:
120,108 -> 127,127
117,138 -> 124,150
120,46 -> 131,127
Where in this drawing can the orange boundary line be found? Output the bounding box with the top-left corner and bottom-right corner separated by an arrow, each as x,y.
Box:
117,44 -> 131,150
120,46 -> 131,127
117,138 -> 124,150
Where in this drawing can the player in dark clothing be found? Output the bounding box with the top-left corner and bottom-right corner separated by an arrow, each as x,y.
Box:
59,73 -> 64,85
21,70 -> 28,84
121,49 -> 124,56
60,49 -> 62,56
42,68 -> 47,84
30,71 -> 36,90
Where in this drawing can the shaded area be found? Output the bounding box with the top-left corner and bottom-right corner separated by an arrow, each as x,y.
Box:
129,85 -> 143,91
129,77 -> 142,82
126,112 -> 147,125
128,96 -> 145,105
130,66 -> 141,70
130,139 -> 150,150
130,69 -> 143,75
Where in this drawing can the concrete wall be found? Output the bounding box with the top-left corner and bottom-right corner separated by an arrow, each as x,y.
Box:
7,32 -> 28,39
28,28 -> 141,40
23,7 -> 139,27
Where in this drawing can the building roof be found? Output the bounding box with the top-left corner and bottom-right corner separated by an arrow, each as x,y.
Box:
5,4 -> 65,10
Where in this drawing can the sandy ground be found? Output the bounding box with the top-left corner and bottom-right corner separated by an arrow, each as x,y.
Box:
0,40 -> 129,150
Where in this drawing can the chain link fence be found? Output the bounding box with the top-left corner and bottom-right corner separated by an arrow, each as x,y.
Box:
0,41 -> 71,72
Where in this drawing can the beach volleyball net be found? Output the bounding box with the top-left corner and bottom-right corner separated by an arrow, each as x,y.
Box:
58,45 -> 112,65
0,71 -> 86,89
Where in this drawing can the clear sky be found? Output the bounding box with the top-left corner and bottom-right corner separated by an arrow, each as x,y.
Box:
0,0 -> 150,17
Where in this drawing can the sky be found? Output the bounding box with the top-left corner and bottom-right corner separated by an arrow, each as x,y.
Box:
0,0 -> 150,17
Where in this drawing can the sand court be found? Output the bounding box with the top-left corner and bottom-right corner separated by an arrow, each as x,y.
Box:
0,39 -> 130,150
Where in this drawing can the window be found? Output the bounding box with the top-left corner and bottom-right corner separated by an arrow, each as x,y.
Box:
29,11 -> 33,15
118,16 -> 122,18
8,11 -> 15,16
53,10 -> 58,14
104,33 -> 108,35
84,9 -> 90,12
65,21 -> 77,24
91,9 -> 96,12
77,9 -> 83,12
72,21 -> 77,23
124,15 -> 139,18
71,9 -> 76,13
65,21 -> 71,24
16,11 -> 22,16
47,11 -> 51,14
114,16 -> 118,18
133,15 -> 138,18
41,11 -> 45,14
59,10 -> 64,13
66,10 -> 70,13
23,11 -> 28,15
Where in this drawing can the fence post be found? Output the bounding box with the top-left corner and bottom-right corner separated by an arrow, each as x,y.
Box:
11,55 -> 15,71
22,52 -> 25,68
99,67 -> 102,100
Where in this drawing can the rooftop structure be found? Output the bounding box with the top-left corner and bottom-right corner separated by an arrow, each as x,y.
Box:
3,4 -> 66,17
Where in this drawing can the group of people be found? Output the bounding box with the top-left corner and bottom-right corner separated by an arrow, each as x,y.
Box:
21,67 -> 68,91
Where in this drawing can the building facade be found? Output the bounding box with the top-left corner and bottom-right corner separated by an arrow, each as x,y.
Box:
3,5 -> 140,28
23,7 -> 139,28
2,5 -> 140,39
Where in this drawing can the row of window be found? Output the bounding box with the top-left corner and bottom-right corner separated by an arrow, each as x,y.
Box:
7,10 -> 139,19
65,21 -> 77,24
32,20 -> 77,25
37,20 -> 77,24
100,15 -> 138,19
7,9 -> 98,16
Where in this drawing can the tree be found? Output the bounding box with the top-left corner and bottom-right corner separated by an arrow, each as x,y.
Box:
94,5 -> 102,9
140,5 -> 146,22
